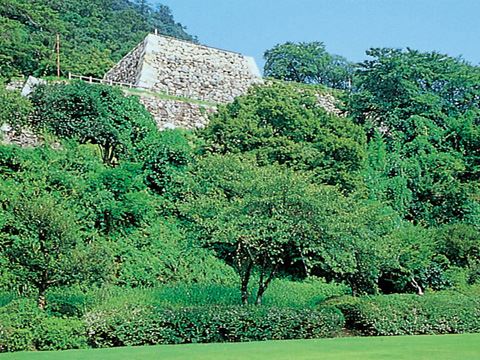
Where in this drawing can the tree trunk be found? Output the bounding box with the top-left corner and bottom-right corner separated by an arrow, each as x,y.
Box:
37,285 -> 47,310
240,261 -> 253,305
411,277 -> 424,296
255,266 -> 278,305
241,274 -> 250,305
255,284 -> 266,305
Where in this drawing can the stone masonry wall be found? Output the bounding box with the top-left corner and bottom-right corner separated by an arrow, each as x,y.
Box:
137,94 -> 217,130
133,90 -> 339,131
104,34 -> 339,131
104,39 -> 147,85
105,34 -> 262,104
142,35 -> 261,103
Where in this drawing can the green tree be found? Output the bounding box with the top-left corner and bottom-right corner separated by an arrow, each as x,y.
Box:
29,82 -> 157,165
264,42 -> 353,89
201,82 -> 366,192
435,223 -> 480,284
349,48 -> 480,225
184,156 -> 326,303
136,129 -> 194,196
182,155 -> 393,301
0,0 -> 195,78
0,194 -> 110,309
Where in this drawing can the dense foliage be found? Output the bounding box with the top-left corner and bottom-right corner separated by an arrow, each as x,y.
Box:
0,84 -> 31,129
264,42 -> 353,90
201,82 -> 366,192
336,292 -> 480,336
85,305 -> 344,347
0,3 -> 480,351
352,49 -> 480,226
0,0 -> 194,79
30,82 -> 157,164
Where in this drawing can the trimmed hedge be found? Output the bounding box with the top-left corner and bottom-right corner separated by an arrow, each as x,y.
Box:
84,305 -> 344,348
336,294 -> 480,336
0,299 -> 87,353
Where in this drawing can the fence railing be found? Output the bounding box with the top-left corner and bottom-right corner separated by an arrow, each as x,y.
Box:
67,72 -> 151,91
67,73 -> 210,103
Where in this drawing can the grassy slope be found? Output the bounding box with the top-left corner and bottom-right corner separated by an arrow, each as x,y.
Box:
4,334 -> 480,360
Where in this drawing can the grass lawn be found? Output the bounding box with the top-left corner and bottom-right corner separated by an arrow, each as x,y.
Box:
3,334 -> 480,360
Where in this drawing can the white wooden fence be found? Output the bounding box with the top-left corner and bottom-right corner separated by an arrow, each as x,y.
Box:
67,72 -> 149,91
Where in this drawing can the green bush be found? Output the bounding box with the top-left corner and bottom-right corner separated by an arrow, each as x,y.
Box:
34,317 -> 87,351
0,298 -> 87,353
85,305 -> 344,348
152,284 -> 241,307
47,288 -> 94,317
337,293 -> 480,336
0,292 -> 16,307
0,299 -> 44,352
259,278 -> 350,308
0,85 -> 32,129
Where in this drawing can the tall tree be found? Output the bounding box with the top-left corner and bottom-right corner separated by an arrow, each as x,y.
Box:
0,0 -> 195,78
1,195 -> 104,309
200,81 -> 366,192
349,48 -> 480,225
264,42 -> 353,90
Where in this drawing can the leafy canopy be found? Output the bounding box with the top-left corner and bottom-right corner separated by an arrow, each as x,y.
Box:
29,82 -> 157,165
200,81 -> 366,192
264,42 -> 354,90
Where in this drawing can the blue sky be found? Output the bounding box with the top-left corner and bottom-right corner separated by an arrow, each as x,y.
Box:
156,0 -> 480,69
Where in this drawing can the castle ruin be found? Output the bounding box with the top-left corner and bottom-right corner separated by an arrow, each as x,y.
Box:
104,34 -> 262,130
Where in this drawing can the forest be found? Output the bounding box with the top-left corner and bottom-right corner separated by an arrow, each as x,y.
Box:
0,0 -> 479,353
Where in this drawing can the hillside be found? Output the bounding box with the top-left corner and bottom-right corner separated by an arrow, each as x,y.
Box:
0,0 -> 194,79
0,0 -> 480,356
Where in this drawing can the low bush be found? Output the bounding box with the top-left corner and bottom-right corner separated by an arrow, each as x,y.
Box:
0,299 -> 44,352
34,317 -> 87,351
336,293 -> 480,336
85,305 -> 344,347
47,288 -> 94,317
0,292 -> 16,307
152,284 -> 241,307
0,299 -> 87,353
260,278 -> 350,308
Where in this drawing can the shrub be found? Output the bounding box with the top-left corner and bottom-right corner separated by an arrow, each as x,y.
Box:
136,129 -> 194,195
0,85 -> 32,129
0,299 -> 44,352
0,292 -> 16,307
152,284 -> 241,307
259,278 -> 350,308
47,288 -> 94,317
113,222 -> 237,288
34,317 -> 87,351
0,298 -> 87,353
84,305 -> 344,348
336,293 -> 480,336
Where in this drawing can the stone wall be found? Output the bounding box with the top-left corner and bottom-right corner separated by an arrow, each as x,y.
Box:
0,124 -> 42,147
104,34 -> 340,131
105,34 -> 262,104
104,39 -> 147,85
132,90 -> 339,131
137,94 -> 217,130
